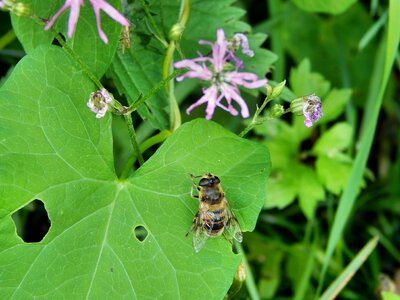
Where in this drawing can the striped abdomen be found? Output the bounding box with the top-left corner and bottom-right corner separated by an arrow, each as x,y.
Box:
202,206 -> 227,236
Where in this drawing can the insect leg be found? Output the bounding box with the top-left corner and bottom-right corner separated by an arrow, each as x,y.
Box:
188,173 -> 201,199
223,231 -> 233,245
185,212 -> 200,236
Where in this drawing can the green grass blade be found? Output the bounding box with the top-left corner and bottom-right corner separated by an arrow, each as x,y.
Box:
320,236 -> 379,300
358,11 -> 387,51
317,0 -> 400,296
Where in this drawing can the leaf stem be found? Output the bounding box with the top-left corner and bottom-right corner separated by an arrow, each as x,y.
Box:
120,130 -> 172,179
234,241 -> 260,300
123,114 -> 145,166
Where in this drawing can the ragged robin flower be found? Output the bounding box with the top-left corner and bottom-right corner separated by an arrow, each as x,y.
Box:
290,94 -> 323,127
87,88 -> 113,118
174,29 -> 267,120
44,0 -> 129,44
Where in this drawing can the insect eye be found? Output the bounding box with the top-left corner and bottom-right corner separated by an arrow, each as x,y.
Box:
214,176 -> 220,184
199,178 -> 209,186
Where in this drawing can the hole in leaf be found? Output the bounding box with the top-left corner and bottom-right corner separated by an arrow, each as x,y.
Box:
12,199 -> 51,243
50,32 -> 66,47
133,225 -> 148,242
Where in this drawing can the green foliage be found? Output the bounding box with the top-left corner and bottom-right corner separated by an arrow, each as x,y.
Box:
291,0 -> 357,14
277,2 -> 375,103
0,43 -> 270,298
261,60 -> 354,218
382,292 -> 400,300
108,0 -> 276,130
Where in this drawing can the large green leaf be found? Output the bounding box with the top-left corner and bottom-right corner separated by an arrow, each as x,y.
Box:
11,0 -> 123,77
0,46 -> 271,298
109,0 -> 276,129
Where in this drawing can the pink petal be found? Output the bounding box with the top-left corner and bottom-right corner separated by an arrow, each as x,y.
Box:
225,71 -> 267,89
45,0 -> 83,35
186,86 -> 218,120
90,4 -> 108,43
90,0 -> 129,26
211,29 -> 227,72
304,119 -> 312,127
220,83 -> 249,118
174,60 -> 212,81
204,86 -> 218,119
67,0 -> 83,37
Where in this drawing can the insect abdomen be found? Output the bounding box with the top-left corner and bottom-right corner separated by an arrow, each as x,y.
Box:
203,208 -> 226,236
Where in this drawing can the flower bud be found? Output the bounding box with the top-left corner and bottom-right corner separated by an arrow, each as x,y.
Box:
1,0 -> 30,16
270,104 -> 284,118
290,94 -> 323,127
265,85 -> 273,96
270,80 -> 286,99
225,261 -> 246,299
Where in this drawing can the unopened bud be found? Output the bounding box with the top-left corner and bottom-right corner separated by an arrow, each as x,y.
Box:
225,261 -> 246,300
1,0 -> 30,16
235,261 -> 246,283
270,104 -> 284,118
270,80 -> 286,99
265,85 -> 273,96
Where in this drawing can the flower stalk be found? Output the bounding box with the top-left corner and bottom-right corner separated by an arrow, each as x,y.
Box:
124,114 -> 145,166
162,0 -> 190,131
239,80 -> 286,137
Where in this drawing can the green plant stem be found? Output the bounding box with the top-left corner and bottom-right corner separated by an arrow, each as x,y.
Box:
178,0 -> 190,26
124,114 -> 144,166
124,69 -> 185,114
238,96 -> 290,138
139,0 -> 168,47
120,130 -> 172,179
234,241 -> 260,300
162,0 -> 190,131
0,30 -> 16,49
239,95 -> 272,138
163,42 -> 181,131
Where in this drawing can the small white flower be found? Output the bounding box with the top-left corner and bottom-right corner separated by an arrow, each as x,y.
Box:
87,88 -> 113,118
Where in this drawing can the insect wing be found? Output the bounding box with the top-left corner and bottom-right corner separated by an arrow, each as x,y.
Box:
225,206 -> 243,243
192,225 -> 209,253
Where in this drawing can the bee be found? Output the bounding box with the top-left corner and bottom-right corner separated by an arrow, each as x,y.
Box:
186,173 -> 243,252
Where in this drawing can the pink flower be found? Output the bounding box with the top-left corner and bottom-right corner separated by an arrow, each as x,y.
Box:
174,29 -> 267,120
45,0 -> 129,44
302,95 -> 323,127
290,94 -> 323,127
226,33 -> 254,69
